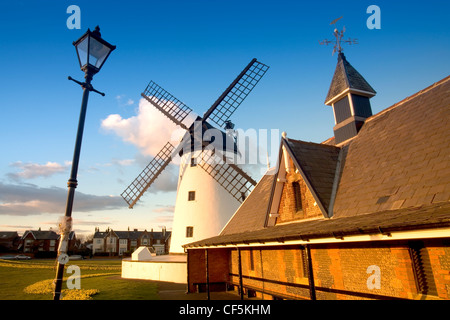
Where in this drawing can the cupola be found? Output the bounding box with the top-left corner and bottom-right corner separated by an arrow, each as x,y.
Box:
325,52 -> 376,144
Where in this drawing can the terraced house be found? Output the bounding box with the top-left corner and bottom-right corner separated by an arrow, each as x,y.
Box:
183,53 -> 450,300
93,227 -> 171,256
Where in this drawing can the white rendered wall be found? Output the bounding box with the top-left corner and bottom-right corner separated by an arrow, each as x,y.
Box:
169,150 -> 241,253
122,258 -> 187,283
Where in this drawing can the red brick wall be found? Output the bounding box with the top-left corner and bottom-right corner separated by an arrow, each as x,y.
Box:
187,248 -> 229,293
311,242 -> 418,299
187,238 -> 450,300
229,246 -> 311,299
277,171 -> 323,223
426,239 -> 450,299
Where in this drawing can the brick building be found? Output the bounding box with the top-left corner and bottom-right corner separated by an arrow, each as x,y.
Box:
21,229 -> 77,256
0,231 -> 21,252
93,227 -> 171,256
183,53 -> 450,300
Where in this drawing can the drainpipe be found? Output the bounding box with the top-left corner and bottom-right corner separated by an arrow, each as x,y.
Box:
185,248 -> 190,294
205,249 -> 210,300
306,244 -> 316,300
237,247 -> 244,300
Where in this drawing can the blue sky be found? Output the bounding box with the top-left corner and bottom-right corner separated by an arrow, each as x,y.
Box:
0,0 -> 449,237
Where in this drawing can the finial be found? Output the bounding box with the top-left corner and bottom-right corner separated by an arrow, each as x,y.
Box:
92,25 -> 101,37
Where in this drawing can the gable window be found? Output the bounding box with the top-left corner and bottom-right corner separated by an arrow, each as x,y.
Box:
292,182 -> 303,212
188,191 -> 196,201
186,226 -> 194,238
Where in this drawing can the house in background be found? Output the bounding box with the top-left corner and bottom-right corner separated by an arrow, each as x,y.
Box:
20,229 -> 77,257
183,53 -> 450,300
21,229 -> 59,256
0,231 -> 21,252
93,227 -> 171,256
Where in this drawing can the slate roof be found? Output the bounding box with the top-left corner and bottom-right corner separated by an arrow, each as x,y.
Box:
332,75 -> 450,218
22,230 -> 59,240
93,231 -> 109,239
325,53 -> 376,105
220,170 -> 276,235
0,231 -> 19,240
284,139 -> 341,214
183,75 -> 450,248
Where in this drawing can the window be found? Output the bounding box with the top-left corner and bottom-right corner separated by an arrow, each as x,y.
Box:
186,226 -> 194,238
190,157 -> 197,167
188,191 -> 196,201
292,182 -> 303,212
299,246 -> 308,278
249,249 -> 255,271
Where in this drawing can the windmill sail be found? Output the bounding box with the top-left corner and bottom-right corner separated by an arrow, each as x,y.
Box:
141,81 -> 193,130
121,142 -> 175,208
197,147 -> 257,203
204,59 -> 269,129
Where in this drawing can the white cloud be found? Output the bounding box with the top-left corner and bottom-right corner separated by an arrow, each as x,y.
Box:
101,97 -> 186,157
0,182 -> 125,216
8,161 -> 69,180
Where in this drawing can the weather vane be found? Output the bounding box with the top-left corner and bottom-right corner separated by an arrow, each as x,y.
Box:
319,16 -> 358,55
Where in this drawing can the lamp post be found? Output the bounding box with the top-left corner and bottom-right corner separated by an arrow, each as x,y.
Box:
53,26 -> 115,301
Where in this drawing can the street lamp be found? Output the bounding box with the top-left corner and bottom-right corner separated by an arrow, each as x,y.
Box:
53,26 -> 115,301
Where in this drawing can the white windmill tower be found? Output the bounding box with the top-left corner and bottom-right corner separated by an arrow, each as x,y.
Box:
121,58 -> 269,253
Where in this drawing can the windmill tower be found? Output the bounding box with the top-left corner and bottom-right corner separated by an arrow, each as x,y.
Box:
121,58 -> 269,253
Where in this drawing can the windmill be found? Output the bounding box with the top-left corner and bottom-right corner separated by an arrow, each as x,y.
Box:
121,58 -> 269,253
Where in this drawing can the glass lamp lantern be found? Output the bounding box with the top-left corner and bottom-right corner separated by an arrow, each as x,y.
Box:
73,26 -> 116,75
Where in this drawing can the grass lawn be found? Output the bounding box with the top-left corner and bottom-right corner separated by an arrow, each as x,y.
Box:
0,258 -> 159,300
